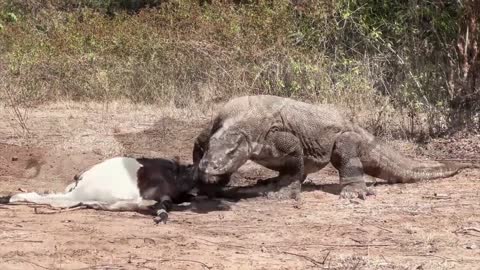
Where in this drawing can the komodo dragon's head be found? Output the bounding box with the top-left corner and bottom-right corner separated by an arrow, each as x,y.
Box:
198,128 -> 250,176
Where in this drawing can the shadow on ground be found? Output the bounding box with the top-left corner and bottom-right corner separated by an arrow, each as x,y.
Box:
113,116 -> 209,160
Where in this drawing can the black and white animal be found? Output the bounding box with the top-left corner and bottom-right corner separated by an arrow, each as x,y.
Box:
1,157 -> 197,224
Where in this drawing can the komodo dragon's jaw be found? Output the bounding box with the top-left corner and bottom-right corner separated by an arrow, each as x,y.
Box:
198,130 -> 251,178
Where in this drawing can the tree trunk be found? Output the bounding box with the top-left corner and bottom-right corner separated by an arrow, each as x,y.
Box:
448,0 -> 480,131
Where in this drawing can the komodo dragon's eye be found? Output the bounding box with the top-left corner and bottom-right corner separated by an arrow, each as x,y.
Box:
225,143 -> 240,156
223,134 -> 244,156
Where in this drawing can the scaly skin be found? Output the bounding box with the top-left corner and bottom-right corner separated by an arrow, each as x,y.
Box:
193,95 -> 477,200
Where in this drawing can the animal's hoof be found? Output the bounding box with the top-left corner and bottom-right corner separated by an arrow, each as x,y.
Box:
0,196 -> 11,204
153,213 -> 168,225
154,210 -> 168,225
339,183 -> 375,200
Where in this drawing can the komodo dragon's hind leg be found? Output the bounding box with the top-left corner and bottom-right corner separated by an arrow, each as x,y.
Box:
331,131 -> 376,200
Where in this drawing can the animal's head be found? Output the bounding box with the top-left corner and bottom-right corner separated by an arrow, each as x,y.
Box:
198,128 -> 250,176
174,159 -> 197,189
137,157 -> 196,200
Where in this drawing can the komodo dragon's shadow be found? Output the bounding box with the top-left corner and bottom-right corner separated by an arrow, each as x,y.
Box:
169,195 -> 235,214
301,180 -> 386,195
181,176 -> 387,209
112,117 -> 391,214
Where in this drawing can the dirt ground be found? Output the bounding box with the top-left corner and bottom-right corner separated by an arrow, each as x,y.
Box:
0,103 -> 479,270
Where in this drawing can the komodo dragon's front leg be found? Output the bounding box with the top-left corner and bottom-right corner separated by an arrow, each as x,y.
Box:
205,130 -> 305,201
258,130 -> 305,200
330,131 -> 376,199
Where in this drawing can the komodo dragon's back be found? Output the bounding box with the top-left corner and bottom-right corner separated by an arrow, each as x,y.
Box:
215,95 -> 351,132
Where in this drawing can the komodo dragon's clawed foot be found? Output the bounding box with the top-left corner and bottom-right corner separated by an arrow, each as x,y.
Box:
265,180 -> 302,201
340,182 -> 376,200
265,189 -> 301,201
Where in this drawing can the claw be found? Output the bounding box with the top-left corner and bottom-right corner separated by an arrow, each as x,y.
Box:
340,183 -> 375,200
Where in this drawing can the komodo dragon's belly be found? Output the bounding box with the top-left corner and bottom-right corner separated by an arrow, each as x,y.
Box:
302,142 -> 332,174
250,143 -> 287,170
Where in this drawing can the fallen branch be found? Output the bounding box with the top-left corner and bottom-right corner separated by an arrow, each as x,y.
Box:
422,194 -> 451,200
9,202 -> 60,208
122,256 -> 212,270
404,254 -> 455,262
464,227 -> 480,233
372,224 -> 393,233
12,240 -> 44,243
434,158 -> 480,162
73,264 -> 124,270
454,227 -> 480,237
322,249 -> 331,264
196,237 -> 394,249
281,251 -> 326,266
33,205 -> 87,214
4,259 -> 51,270
290,243 -> 394,248
157,259 -> 212,270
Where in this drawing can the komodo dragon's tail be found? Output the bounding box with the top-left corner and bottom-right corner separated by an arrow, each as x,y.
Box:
354,127 -> 479,183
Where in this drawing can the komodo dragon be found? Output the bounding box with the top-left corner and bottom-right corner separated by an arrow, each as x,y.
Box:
193,95 -> 477,200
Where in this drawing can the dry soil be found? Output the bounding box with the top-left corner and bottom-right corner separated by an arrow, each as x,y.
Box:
0,103 -> 479,270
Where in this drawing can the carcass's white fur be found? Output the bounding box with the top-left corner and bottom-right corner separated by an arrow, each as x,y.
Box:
9,157 -> 152,211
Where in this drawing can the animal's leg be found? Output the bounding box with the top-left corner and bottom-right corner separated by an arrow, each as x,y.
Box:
151,195 -> 173,225
81,198 -> 173,225
8,192 -> 42,203
8,192 -> 82,208
331,132 -> 375,200
81,199 -> 171,224
80,200 -> 145,211
263,131 -> 305,200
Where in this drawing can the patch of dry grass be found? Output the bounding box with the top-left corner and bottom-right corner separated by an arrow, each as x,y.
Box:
0,0 -> 464,140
